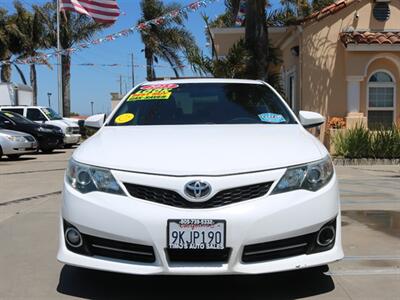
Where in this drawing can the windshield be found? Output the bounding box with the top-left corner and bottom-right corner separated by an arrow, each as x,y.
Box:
1,111 -> 35,125
42,107 -> 63,120
108,83 -> 296,126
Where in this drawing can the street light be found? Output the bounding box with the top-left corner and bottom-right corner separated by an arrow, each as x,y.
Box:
90,101 -> 94,115
47,92 -> 52,108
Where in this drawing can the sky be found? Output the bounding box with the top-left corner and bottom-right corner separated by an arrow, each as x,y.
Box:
2,0 -> 278,115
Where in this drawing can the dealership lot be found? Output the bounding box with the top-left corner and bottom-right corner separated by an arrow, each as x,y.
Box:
0,150 -> 399,299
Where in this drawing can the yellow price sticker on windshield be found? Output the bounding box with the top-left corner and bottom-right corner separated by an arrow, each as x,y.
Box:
115,113 -> 134,124
4,112 -> 14,118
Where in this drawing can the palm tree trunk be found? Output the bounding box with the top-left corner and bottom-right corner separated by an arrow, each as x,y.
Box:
30,64 -> 37,105
145,47 -> 154,81
61,54 -> 71,117
0,63 -> 11,83
245,0 -> 268,80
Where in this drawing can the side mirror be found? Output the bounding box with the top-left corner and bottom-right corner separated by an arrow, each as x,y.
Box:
85,114 -> 106,129
299,111 -> 325,128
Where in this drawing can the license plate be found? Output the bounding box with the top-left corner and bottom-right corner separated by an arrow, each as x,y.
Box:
168,219 -> 225,250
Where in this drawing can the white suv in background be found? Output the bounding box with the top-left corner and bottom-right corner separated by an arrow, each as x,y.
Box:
0,106 -> 80,148
59,79 -> 343,275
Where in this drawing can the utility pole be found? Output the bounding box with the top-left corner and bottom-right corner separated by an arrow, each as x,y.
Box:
90,101 -> 94,115
118,75 -> 122,95
47,92 -> 52,108
131,53 -> 135,87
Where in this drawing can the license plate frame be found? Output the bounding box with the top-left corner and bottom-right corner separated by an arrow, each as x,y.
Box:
167,219 -> 226,250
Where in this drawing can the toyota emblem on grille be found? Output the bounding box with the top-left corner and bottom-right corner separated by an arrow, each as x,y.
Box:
184,180 -> 211,201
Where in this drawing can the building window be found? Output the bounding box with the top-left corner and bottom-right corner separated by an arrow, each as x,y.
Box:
367,71 -> 395,129
373,2 -> 390,21
285,70 -> 296,111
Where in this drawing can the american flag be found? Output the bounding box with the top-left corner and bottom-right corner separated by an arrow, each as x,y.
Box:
60,0 -> 120,24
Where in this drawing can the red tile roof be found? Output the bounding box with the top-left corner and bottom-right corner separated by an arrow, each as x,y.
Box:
340,31 -> 400,46
301,0 -> 358,25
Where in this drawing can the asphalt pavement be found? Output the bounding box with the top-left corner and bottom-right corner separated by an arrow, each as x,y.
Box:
0,149 -> 399,299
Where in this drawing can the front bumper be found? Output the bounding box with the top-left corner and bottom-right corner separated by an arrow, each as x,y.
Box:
1,139 -> 38,155
37,134 -> 64,149
64,134 -> 81,145
58,169 -> 343,275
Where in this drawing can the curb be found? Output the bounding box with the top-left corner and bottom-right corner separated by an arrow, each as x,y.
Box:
333,158 -> 400,166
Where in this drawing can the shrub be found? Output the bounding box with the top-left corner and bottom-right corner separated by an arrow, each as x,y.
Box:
332,124 -> 400,159
333,124 -> 371,158
370,126 -> 400,159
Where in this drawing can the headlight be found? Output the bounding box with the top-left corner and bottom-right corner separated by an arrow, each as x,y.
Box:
6,135 -> 26,142
271,156 -> 334,194
66,159 -> 125,195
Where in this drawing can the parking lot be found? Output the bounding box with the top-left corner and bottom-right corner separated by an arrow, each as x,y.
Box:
0,149 -> 399,299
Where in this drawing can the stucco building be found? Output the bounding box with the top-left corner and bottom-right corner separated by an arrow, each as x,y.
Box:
210,0 -> 400,138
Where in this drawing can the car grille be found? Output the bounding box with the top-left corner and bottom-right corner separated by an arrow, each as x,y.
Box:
167,249 -> 231,263
72,127 -> 80,134
124,182 -> 273,209
24,136 -> 35,142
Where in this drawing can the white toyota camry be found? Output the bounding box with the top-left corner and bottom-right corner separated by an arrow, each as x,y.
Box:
58,78 -> 343,275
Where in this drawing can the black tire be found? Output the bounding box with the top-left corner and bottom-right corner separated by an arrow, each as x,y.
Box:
7,154 -> 21,160
41,148 -> 54,154
0,146 -> 3,159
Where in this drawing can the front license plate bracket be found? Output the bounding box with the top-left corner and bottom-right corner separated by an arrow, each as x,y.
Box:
167,219 -> 226,250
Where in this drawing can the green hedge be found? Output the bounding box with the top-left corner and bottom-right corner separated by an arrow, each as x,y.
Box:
332,124 -> 400,159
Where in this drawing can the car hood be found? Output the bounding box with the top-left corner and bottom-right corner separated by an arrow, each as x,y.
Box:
73,125 -> 327,176
0,129 -> 31,137
39,123 -> 60,130
63,118 -> 80,126
47,119 -> 76,128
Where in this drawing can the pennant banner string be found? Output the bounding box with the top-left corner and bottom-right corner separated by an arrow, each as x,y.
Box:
0,0 -> 217,66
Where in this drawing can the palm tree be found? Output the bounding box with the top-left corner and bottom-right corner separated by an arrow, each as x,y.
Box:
0,7 -> 28,85
244,0 -> 269,80
138,0 -> 199,81
35,1 -> 107,116
7,1 -> 49,105
0,8 -> 12,83
189,39 -> 251,78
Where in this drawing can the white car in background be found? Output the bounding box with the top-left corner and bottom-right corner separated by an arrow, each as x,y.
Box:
0,106 -> 80,148
0,129 -> 37,159
59,78 -> 343,275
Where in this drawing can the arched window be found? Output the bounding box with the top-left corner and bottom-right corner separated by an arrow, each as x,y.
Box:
367,71 -> 395,129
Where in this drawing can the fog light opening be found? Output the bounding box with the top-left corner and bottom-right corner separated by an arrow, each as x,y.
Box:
65,227 -> 83,248
317,225 -> 335,247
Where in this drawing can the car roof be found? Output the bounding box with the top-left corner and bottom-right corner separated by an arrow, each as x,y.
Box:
139,78 -> 265,86
0,106 -> 45,108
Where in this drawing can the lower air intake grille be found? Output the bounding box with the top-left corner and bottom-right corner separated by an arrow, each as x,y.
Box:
242,234 -> 314,263
167,249 -> 231,263
84,234 -> 156,263
242,218 -> 337,263
63,220 -> 155,263
124,182 -> 273,209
